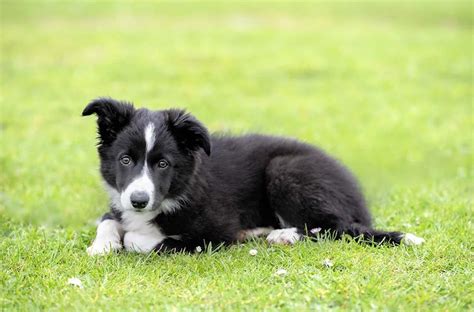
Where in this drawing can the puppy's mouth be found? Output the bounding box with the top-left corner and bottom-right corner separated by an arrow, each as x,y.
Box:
132,206 -> 157,213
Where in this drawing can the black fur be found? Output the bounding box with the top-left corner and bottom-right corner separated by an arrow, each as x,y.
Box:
84,98 -> 404,252
166,109 -> 211,156
82,98 -> 135,147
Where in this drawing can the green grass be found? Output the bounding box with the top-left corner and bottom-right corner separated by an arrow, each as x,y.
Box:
1,1 -> 472,310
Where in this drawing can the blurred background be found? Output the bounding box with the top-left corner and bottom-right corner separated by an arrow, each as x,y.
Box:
1,1 -> 472,226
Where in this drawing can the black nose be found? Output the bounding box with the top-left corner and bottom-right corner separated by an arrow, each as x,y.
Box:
130,191 -> 149,209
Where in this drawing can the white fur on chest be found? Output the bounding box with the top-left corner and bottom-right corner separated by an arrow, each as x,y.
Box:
122,210 -> 166,253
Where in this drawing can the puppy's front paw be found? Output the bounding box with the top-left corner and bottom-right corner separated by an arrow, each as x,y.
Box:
86,239 -> 123,256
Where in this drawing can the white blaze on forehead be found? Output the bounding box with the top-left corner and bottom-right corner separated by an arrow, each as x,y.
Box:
118,122 -> 157,211
144,123 -> 156,152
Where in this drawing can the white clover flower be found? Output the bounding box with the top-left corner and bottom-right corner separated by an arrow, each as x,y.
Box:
310,227 -> 322,234
67,277 -> 83,289
195,246 -> 202,253
275,269 -> 288,276
249,249 -> 258,256
322,259 -> 333,267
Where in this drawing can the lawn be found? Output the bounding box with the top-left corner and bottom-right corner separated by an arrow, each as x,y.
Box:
0,1 -> 472,310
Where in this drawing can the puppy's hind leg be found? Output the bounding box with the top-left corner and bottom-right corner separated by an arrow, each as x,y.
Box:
87,213 -> 124,256
264,154 -> 372,245
238,227 -> 275,242
265,155 -> 425,246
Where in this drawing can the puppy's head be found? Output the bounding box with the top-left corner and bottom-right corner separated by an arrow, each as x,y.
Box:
83,98 -> 210,213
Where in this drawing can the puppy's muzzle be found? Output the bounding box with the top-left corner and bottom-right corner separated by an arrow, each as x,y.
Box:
130,191 -> 149,209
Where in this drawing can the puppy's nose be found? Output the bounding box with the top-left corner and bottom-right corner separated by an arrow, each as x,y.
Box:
130,191 -> 149,209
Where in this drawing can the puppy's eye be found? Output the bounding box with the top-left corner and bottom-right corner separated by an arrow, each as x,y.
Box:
120,155 -> 132,166
157,159 -> 169,169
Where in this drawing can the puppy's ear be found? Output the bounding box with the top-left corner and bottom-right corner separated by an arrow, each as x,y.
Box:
166,109 -> 211,156
82,97 -> 135,146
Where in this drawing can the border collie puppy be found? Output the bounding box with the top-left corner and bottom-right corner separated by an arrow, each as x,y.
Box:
83,98 -> 424,255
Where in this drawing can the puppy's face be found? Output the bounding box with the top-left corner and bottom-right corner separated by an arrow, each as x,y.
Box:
83,98 -> 210,213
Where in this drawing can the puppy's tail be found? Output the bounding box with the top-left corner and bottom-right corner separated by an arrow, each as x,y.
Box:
312,223 -> 425,246
341,223 -> 403,245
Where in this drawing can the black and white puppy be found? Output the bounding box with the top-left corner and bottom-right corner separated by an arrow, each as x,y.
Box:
83,98 -> 424,255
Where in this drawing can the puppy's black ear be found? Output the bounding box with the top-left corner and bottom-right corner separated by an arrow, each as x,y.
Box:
166,109 -> 211,156
82,97 -> 135,146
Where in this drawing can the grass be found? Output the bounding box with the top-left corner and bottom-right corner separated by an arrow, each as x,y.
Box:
0,1 -> 472,310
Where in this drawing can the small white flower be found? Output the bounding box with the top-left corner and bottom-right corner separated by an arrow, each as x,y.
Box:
195,246 -> 202,253
249,249 -> 258,256
275,269 -> 288,276
322,259 -> 333,267
310,227 -> 322,234
311,274 -> 322,280
67,277 -> 83,289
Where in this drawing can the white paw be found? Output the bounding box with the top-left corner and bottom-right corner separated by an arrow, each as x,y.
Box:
402,233 -> 425,246
239,227 -> 274,240
266,228 -> 301,245
86,239 -> 122,256
124,231 -> 164,253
